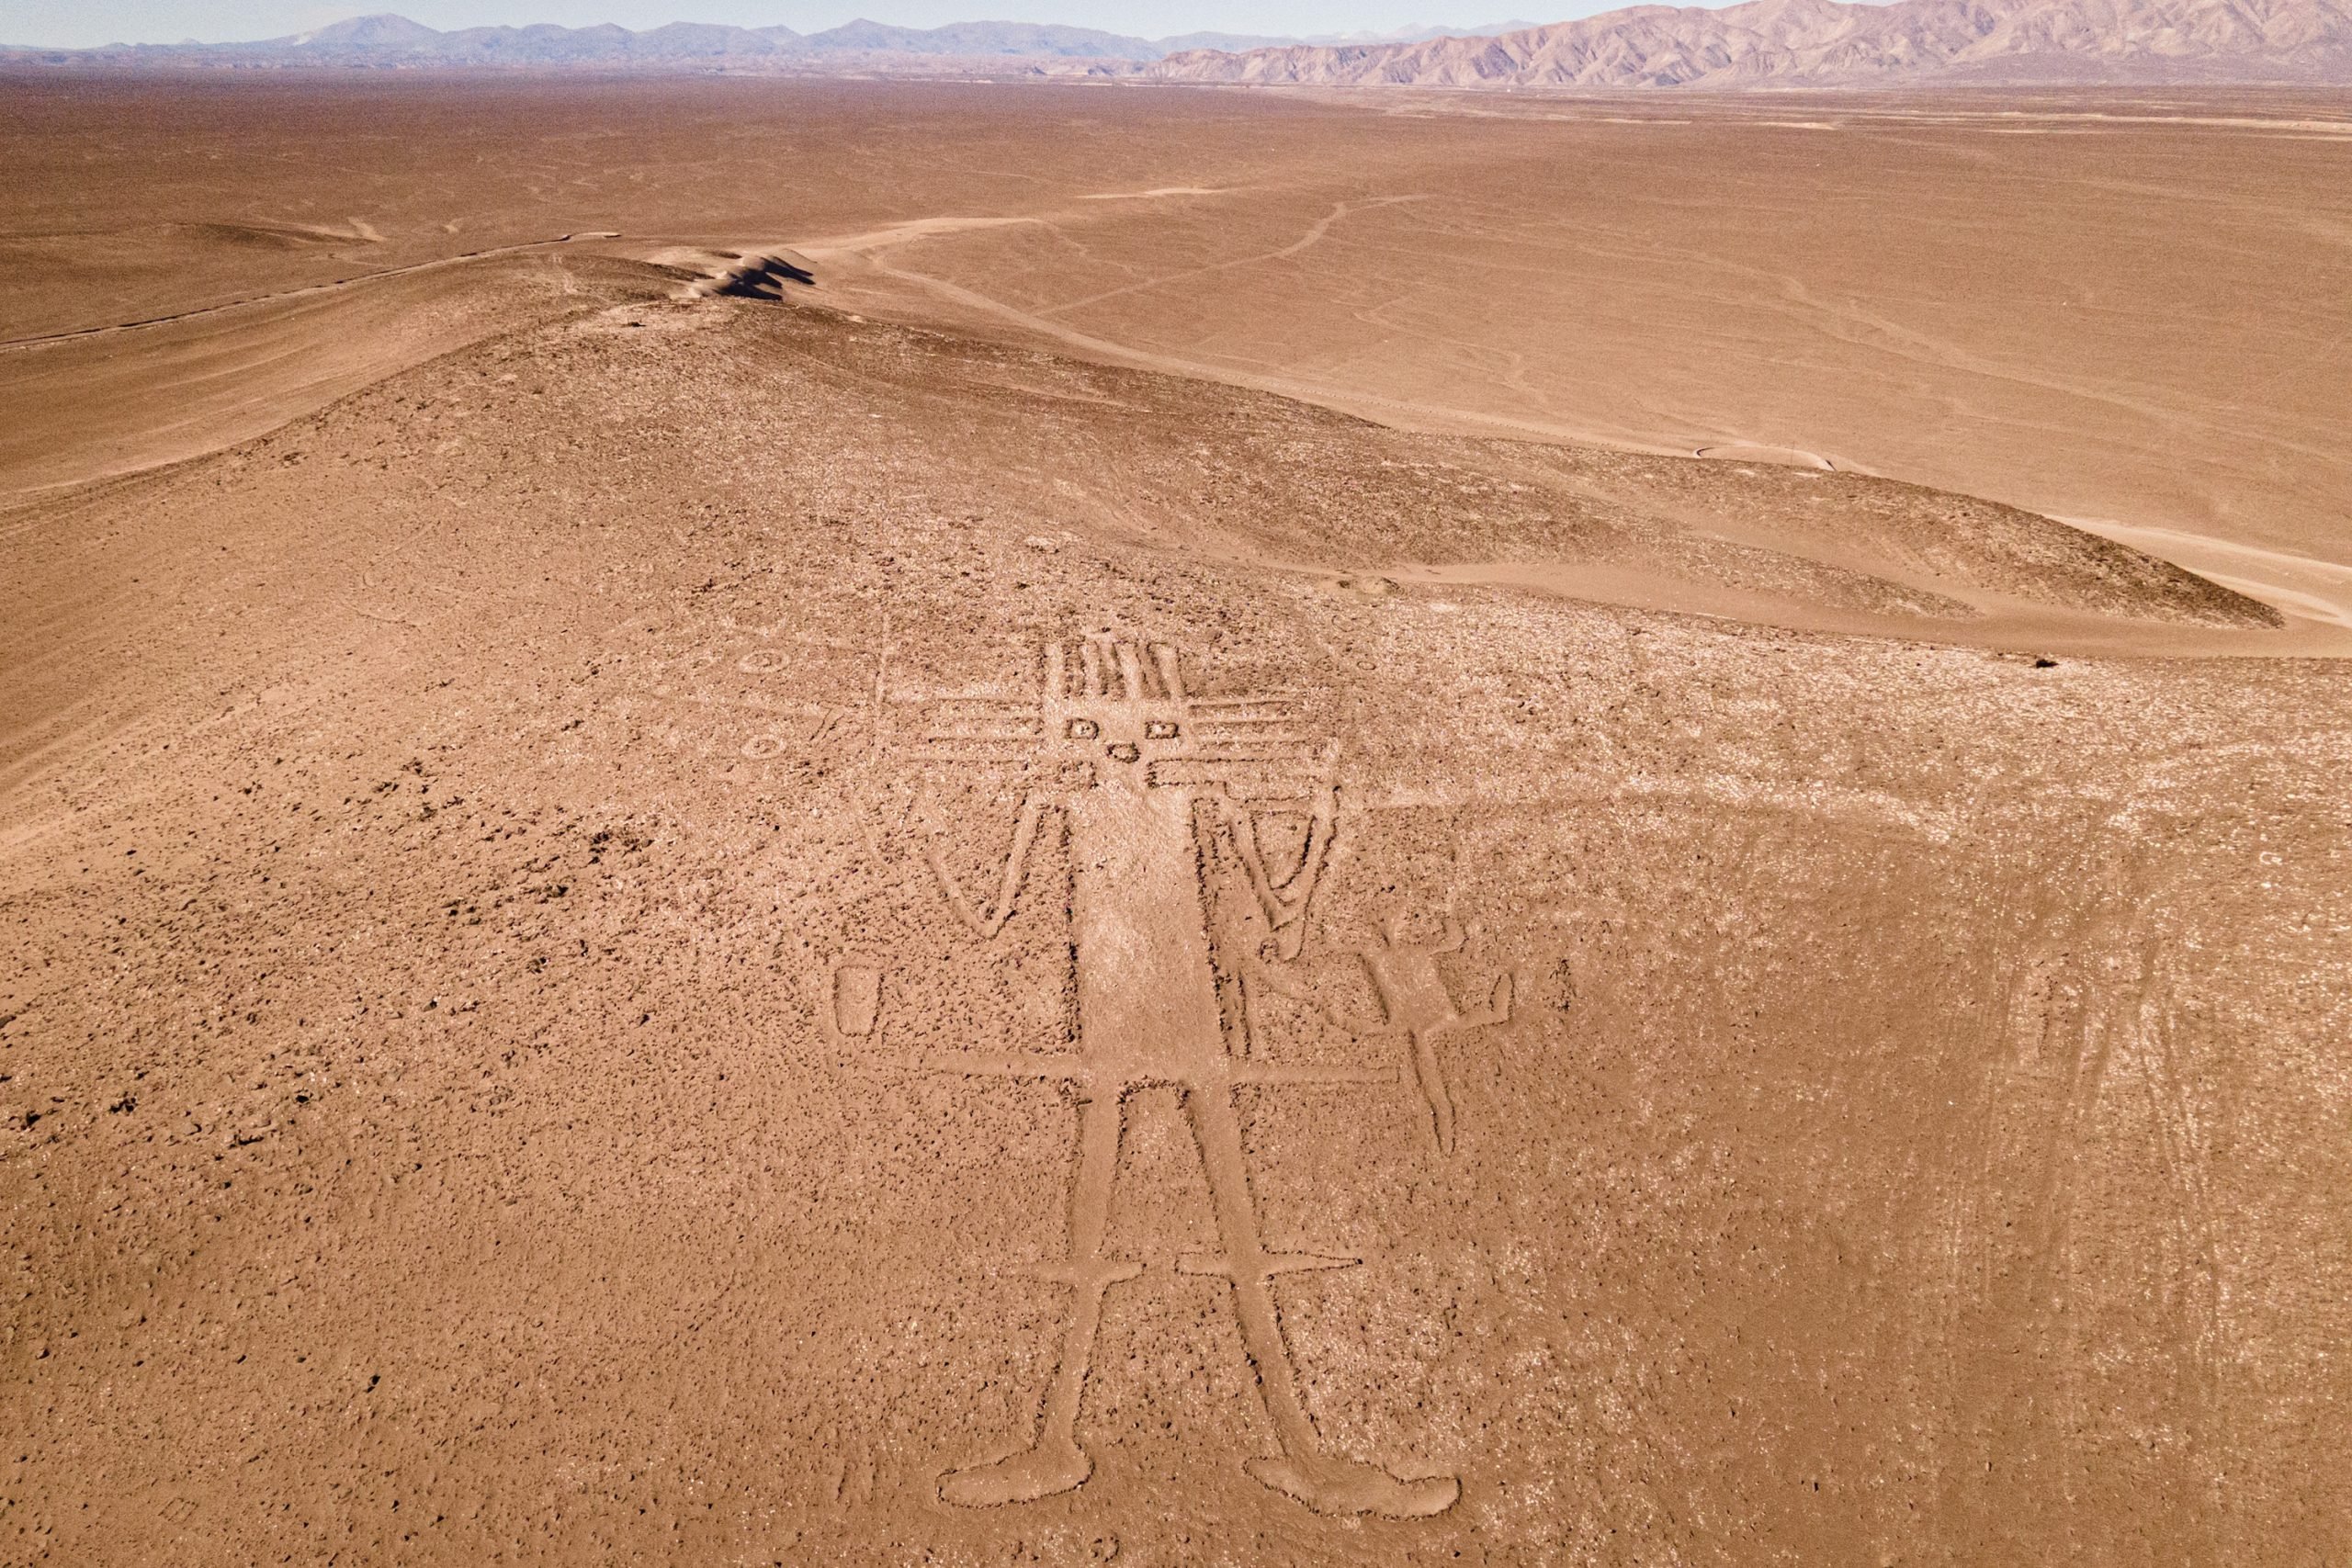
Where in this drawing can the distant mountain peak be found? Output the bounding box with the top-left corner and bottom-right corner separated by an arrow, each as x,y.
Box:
290,12 -> 442,46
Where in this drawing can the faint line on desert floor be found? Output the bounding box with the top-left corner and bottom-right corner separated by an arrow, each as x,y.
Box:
1038,195 -> 1425,318
0,232 -> 624,352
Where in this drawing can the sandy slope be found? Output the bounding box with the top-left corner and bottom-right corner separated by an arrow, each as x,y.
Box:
3,78 -> 2348,1566
0,243 -> 628,497
758,92 -> 2352,624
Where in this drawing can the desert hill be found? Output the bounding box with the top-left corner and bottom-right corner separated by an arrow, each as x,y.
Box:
1152,0 -> 2352,85
3,75 -> 2346,1566
8,233 -> 2346,1566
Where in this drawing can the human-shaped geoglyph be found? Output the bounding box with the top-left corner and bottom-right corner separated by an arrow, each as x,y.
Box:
902,637 -> 1460,1518
1357,915 -> 1514,1156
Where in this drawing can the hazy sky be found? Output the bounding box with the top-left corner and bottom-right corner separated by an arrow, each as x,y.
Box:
4,0 -> 1660,49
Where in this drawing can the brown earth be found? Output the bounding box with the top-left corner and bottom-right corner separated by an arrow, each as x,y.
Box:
3,75 -> 2348,1565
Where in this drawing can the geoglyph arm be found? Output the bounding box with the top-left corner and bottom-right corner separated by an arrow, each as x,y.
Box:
1222,740 -> 1340,960
927,791 -> 1052,938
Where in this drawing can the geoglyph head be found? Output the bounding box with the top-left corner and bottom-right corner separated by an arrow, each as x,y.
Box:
1042,638 -> 1192,775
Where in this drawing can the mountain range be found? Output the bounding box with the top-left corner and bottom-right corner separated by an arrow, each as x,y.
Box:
8,0 -> 2348,83
1151,0 -> 2352,85
2,12 -> 1538,67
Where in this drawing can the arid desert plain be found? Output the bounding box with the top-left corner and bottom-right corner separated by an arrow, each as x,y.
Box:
4,74 -> 2350,1564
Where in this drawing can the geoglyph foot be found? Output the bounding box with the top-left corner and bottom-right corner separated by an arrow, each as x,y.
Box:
938,1438 -> 1091,1507
1244,1452 -> 1461,1517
